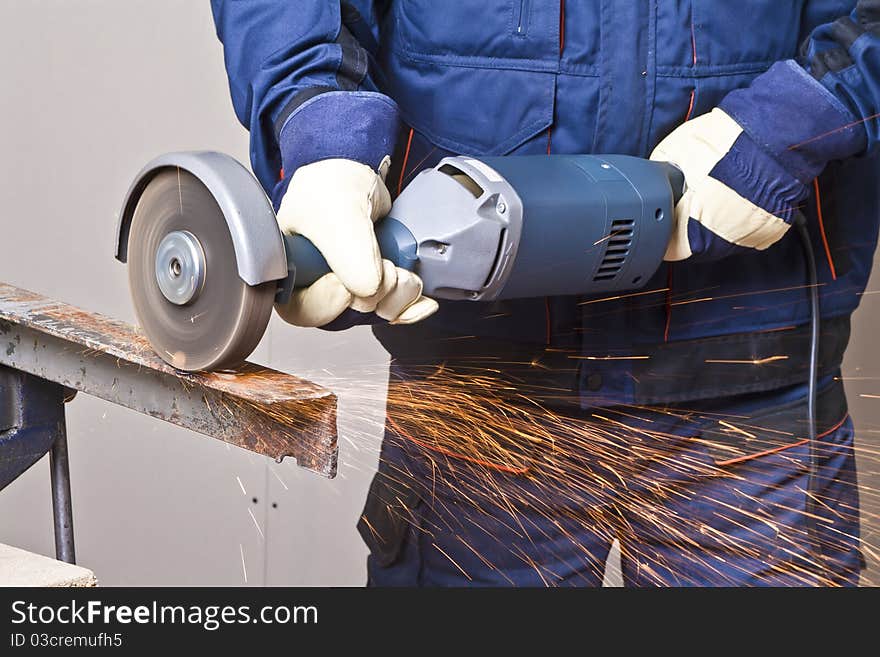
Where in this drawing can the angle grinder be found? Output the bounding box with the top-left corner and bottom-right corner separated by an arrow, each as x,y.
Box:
116,152 -> 684,371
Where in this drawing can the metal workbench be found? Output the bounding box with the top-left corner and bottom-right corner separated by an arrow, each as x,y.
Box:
0,282 -> 337,564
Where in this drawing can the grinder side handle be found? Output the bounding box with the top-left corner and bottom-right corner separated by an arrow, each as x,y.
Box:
658,161 -> 686,205
275,219 -> 419,304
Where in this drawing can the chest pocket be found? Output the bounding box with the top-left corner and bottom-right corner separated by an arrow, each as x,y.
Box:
383,0 -> 559,156
394,0 -> 559,63
650,1 -> 812,148
689,1 -> 805,70
654,1 -> 806,76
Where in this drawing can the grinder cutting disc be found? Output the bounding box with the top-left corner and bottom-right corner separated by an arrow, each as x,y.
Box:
127,169 -> 275,371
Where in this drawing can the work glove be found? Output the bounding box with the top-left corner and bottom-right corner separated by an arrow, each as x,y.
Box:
650,61 -> 866,262
273,156 -> 438,328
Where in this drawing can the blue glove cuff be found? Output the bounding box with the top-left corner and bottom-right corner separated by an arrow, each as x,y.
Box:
710,131 -> 808,224
719,60 -> 867,183
277,90 -> 400,175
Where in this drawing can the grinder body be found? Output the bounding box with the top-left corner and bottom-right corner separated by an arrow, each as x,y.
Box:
282,154 -> 681,303
119,151 -> 681,371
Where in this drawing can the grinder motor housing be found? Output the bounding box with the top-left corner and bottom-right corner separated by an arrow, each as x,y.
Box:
284,154 -> 682,302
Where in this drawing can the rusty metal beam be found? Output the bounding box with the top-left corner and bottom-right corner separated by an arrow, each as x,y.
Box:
0,283 -> 337,477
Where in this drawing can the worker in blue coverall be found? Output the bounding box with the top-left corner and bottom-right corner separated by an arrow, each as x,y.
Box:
211,1 -> 878,586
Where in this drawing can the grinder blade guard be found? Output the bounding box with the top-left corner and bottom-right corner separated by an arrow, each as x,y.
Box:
117,152 -> 288,372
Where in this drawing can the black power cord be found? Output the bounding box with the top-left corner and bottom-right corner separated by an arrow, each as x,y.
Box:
794,214 -> 823,567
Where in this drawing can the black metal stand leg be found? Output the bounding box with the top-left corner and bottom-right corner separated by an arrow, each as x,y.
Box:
1,366 -> 77,564
49,428 -> 75,564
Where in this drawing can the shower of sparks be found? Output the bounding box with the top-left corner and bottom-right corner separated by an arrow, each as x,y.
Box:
592,229 -> 631,246
718,420 -> 757,439
670,283 -> 825,307
176,166 -> 184,213
239,544 -> 248,584
569,355 -> 651,361
432,543 -> 472,581
261,342 -> 879,587
705,356 -> 789,365
215,278 -> 880,586
270,467 -> 289,491
247,507 -> 264,540
578,287 -> 669,305
787,110 -> 880,152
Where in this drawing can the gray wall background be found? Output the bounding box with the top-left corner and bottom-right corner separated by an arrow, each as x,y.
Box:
0,1 -> 875,585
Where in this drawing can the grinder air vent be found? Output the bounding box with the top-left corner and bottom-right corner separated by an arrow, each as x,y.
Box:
593,219 -> 634,281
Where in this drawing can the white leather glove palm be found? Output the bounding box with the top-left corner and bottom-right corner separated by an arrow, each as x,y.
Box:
274,157 -> 438,328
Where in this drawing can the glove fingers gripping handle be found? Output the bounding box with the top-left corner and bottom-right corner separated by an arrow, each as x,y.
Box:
275,220 -> 418,304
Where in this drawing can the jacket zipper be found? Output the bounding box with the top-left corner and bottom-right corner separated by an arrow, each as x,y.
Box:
515,0 -> 531,35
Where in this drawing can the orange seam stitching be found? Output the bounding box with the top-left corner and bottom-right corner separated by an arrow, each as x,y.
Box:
397,127 -> 415,196
715,413 -> 849,466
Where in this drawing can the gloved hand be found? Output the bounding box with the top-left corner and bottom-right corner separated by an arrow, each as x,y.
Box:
273,156 -> 438,328
650,61 -> 866,262
650,108 -> 805,262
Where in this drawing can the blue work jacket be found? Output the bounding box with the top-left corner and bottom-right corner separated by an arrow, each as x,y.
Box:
211,1 -> 880,405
